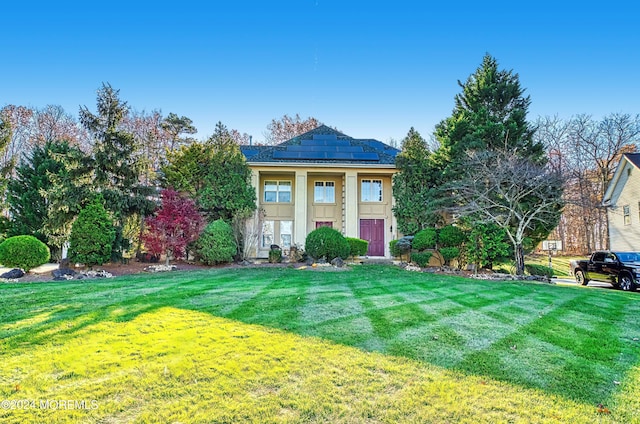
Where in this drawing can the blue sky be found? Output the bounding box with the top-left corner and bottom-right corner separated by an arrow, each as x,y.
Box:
1,1 -> 638,144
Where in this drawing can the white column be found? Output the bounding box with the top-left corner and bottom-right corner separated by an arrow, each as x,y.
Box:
344,170 -> 358,237
294,170 -> 308,246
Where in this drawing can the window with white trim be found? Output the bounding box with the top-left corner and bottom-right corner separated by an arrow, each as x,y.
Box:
314,181 -> 335,203
264,180 -> 291,203
361,179 -> 382,202
624,204 -> 631,225
262,221 -> 274,248
280,220 -> 292,249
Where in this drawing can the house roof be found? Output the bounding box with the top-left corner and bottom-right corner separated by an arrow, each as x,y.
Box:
241,125 -> 400,165
603,153 -> 640,205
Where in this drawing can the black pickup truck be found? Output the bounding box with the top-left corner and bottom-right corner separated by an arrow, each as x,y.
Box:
570,251 -> 640,291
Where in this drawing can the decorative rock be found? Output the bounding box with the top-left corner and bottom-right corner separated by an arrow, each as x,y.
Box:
1,268 -> 25,279
52,268 -> 77,281
330,257 -> 345,268
144,264 -> 177,273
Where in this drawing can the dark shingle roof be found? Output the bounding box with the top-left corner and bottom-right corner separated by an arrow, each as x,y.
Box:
624,153 -> 640,169
240,125 -> 399,165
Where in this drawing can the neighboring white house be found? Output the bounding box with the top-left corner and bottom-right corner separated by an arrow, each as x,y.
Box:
602,153 -> 640,250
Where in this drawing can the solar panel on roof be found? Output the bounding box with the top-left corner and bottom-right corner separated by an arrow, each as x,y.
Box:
312,134 -> 338,140
351,152 -> 379,160
272,150 -> 379,161
286,145 -> 363,153
300,139 -> 350,147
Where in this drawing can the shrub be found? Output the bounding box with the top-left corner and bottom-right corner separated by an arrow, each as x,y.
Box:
289,243 -> 307,263
305,227 -> 350,261
0,235 -> 50,271
69,196 -> 116,267
389,240 -> 400,257
439,247 -> 460,266
412,228 -> 437,251
268,248 -> 282,263
346,237 -> 369,257
438,225 -> 466,247
411,251 -> 433,267
196,219 -> 237,265
525,263 -> 554,278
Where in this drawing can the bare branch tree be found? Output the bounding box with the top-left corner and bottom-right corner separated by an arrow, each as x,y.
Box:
262,114 -> 320,145
451,149 -> 564,275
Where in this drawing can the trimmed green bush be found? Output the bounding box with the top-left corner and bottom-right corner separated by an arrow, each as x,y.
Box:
410,251 -> 433,267
412,228 -> 437,251
268,248 -> 282,263
346,237 -> 369,257
196,219 -> 237,265
389,239 -> 400,257
438,225 -> 466,247
525,263 -> 554,278
439,247 -> 460,266
0,235 -> 50,271
305,227 -> 350,261
69,196 -> 116,267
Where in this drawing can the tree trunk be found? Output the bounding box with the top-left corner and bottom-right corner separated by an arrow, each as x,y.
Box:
515,243 -> 525,276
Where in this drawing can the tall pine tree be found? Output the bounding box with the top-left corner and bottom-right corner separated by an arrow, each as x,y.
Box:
392,128 -> 442,234
79,83 -> 155,259
434,54 -> 544,175
433,55 -> 561,274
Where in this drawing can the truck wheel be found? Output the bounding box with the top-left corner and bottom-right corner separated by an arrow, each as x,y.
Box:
575,270 -> 588,286
618,274 -> 636,291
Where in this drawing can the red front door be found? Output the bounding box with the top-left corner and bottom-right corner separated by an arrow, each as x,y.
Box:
360,219 -> 385,256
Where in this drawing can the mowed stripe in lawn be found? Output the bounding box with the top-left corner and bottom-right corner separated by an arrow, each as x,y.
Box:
0,307 -> 623,423
1,265 -> 639,422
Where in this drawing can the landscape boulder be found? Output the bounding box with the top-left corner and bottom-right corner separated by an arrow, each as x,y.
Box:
1,268 -> 24,279
52,268 -> 77,281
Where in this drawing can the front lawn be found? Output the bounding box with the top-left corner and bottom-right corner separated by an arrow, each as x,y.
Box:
1,265 -> 639,423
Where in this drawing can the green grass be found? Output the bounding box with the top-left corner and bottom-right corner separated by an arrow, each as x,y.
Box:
1,265 -> 640,423
525,254 -> 584,277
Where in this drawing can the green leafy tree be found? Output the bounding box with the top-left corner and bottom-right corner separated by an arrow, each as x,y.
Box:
199,123 -> 256,221
433,55 -> 561,274
41,143 -> 93,255
0,115 -> 14,215
79,83 -> 155,259
434,54 -> 544,174
196,219 -> 237,265
163,121 -> 256,222
7,140 -> 75,243
161,112 -> 197,152
68,195 -> 116,267
463,220 -> 510,271
392,128 -> 442,234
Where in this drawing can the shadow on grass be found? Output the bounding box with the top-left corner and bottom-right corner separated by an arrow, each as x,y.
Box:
1,264 -> 639,407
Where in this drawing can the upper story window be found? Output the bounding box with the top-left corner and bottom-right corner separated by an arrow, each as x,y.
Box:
624,204 -> 631,225
314,181 -> 335,203
361,179 -> 382,202
264,180 -> 291,203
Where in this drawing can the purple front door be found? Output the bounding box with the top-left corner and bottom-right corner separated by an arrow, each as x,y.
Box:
360,219 -> 385,256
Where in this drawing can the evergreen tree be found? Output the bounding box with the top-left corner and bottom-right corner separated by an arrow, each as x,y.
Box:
162,121 -> 256,222
433,55 -> 561,275
68,195 -> 116,267
392,128 -> 442,234
79,83 -> 155,259
0,116 -> 13,217
7,140 -> 75,242
434,54 -> 544,175
198,122 -> 256,221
